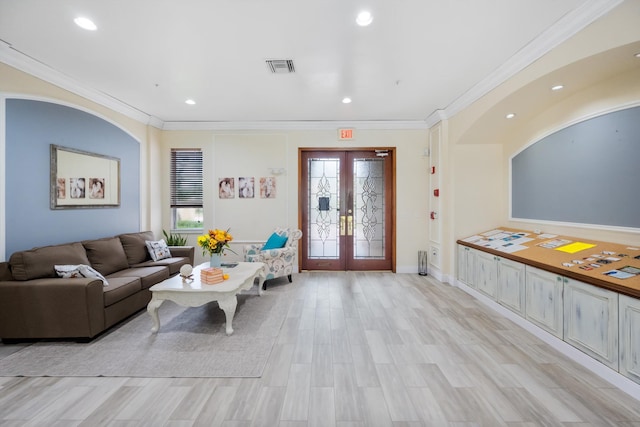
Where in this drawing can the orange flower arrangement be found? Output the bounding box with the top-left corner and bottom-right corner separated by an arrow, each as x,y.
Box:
197,228 -> 235,256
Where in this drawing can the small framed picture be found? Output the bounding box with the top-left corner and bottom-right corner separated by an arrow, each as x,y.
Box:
218,178 -> 235,199
238,177 -> 255,198
260,177 -> 276,198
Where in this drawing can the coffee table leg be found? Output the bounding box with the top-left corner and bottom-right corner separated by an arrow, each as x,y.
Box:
257,270 -> 266,296
218,296 -> 238,335
147,299 -> 164,333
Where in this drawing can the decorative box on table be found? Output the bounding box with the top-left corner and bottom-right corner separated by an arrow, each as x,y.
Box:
201,267 -> 224,284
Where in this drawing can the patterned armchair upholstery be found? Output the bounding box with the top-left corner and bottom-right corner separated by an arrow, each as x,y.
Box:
243,228 -> 303,289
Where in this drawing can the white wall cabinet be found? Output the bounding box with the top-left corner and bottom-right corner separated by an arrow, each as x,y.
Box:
620,294 -> 640,383
564,278 -> 619,370
457,245 -> 476,287
525,266 -> 564,339
496,257 -> 526,316
475,250 -> 498,299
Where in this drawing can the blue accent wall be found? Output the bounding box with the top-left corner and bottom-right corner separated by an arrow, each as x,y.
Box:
512,106 -> 640,228
5,99 -> 140,256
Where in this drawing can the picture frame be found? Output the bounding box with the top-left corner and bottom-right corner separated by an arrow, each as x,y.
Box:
259,177 -> 276,198
50,144 -> 120,209
238,177 -> 255,198
218,177 -> 235,199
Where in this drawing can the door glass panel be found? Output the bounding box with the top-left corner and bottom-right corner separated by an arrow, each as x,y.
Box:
353,158 -> 385,259
308,158 -> 340,259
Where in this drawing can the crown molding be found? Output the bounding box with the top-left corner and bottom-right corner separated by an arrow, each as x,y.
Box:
425,110 -> 448,127
147,116 -> 165,129
442,0 -> 624,120
0,41 -> 154,126
161,120 -> 429,131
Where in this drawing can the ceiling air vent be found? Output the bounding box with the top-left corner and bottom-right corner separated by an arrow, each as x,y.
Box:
266,59 -> 295,74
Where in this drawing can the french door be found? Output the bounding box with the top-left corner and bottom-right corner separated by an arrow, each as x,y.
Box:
300,149 -> 394,271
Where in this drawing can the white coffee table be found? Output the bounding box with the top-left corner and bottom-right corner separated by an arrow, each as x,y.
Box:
147,262 -> 265,335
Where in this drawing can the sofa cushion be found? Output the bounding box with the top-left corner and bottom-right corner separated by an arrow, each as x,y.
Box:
132,257 -> 189,276
9,242 -> 90,281
107,266 -> 170,289
119,231 -> 155,265
82,237 -> 129,276
103,276 -> 142,307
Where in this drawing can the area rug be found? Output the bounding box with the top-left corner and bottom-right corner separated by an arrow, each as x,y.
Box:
0,287 -> 291,378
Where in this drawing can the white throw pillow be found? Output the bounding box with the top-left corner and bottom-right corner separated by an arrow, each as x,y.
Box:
145,239 -> 172,261
55,264 -> 109,286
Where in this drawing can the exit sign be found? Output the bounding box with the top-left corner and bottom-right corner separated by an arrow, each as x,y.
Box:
338,128 -> 354,140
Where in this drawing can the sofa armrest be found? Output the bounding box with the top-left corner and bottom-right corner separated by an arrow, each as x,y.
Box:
169,246 -> 195,265
0,278 -> 105,340
0,262 -> 12,281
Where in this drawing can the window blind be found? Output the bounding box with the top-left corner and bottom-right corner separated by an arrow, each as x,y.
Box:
170,149 -> 203,208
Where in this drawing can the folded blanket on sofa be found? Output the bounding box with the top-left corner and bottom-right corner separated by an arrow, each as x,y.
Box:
54,264 -> 109,286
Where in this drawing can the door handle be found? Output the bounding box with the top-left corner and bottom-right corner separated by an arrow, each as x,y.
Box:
347,215 -> 353,236
340,216 -> 346,236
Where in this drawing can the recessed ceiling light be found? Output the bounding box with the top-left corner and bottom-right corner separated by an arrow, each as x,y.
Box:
342,97 -> 352,104
356,11 -> 373,26
551,84 -> 564,91
635,52 -> 640,58
185,99 -> 196,105
505,113 -> 516,119
74,17 -> 97,31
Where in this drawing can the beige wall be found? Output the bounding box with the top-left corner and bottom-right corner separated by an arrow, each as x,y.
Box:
161,128 -> 430,270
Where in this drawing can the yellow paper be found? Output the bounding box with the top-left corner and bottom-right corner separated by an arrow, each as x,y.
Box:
555,242 -> 596,254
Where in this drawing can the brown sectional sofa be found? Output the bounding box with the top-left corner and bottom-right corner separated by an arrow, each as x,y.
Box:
0,231 -> 194,341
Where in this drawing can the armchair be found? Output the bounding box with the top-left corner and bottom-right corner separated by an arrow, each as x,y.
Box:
243,228 -> 302,289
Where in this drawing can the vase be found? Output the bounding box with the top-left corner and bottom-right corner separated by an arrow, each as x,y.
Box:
210,253 -> 222,268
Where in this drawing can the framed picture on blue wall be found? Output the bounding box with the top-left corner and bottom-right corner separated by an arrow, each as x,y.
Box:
50,144 -> 120,209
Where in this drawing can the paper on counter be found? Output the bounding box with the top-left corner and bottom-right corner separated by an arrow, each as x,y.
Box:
555,242 -> 596,254
496,244 -> 528,253
603,270 -> 634,279
537,233 -> 558,239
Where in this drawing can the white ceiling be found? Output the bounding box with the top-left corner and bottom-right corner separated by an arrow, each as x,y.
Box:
0,0 -> 624,127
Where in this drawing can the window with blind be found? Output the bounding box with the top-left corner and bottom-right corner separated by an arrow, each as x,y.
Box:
170,149 -> 203,230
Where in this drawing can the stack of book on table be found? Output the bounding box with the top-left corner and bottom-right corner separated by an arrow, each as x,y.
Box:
201,267 -> 224,284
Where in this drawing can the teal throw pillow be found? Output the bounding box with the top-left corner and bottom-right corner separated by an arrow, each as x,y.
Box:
262,232 -> 288,250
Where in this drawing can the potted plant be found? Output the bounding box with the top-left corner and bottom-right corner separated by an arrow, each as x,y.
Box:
163,230 -> 187,246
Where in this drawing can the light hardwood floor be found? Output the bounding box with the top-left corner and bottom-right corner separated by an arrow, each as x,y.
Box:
1,272 -> 640,426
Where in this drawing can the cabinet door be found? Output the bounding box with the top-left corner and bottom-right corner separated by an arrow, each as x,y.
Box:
564,278 -> 618,369
475,251 -> 497,299
457,245 -> 476,288
496,257 -> 525,316
525,266 -> 563,338
619,294 -> 640,384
